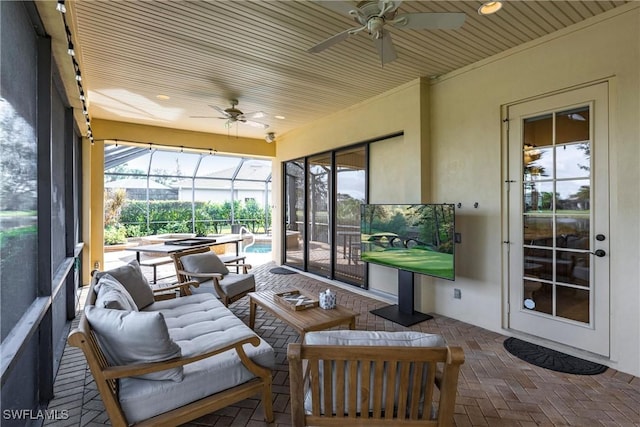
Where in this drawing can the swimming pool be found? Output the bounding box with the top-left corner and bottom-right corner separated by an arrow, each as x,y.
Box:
244,242 -> 272,253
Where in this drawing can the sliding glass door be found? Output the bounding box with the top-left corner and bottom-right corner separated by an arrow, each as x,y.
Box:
283,146 -> 367,287
307,153 -> 332,277
284,159 -> 305,268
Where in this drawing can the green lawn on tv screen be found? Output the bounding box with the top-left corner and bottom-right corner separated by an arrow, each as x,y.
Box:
361,248 -> 454,280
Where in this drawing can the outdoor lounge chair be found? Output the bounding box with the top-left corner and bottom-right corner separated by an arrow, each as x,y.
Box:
171,246 -> 255,306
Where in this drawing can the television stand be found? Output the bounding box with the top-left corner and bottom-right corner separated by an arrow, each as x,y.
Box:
370,269 -> 433,326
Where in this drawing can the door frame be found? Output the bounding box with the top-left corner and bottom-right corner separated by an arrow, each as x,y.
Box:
501,80 -> 611,356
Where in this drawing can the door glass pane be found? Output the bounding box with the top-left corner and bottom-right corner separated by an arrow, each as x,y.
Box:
556,180 -> 590,212
334,147 -> 366,286
523,180 -> 553,212
307,154 -> 331,277
284,160 -> 305,268
556,107 -> 589,144
523,281 -> 552,315
521,107 -> 592,324
556,286 -> 590,322
524,215 -> 553,245
555,143 -> 590,179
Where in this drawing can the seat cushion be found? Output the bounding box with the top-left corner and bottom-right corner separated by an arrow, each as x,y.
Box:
181,252 -> 229,283
94,274 -> 138,311
190,274 -> 255,299
94,260 -> 155,309
85,306 -> 183,382
120,294 -> 274,423
302,330 -> 446,415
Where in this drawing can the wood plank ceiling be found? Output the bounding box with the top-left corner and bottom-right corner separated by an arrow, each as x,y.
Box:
61,0 -> 627,140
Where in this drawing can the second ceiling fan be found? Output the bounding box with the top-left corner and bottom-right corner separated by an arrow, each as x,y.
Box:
308,0 -> 466,64
192,99 -> 269,129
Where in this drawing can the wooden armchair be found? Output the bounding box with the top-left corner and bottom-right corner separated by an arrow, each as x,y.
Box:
287,331 -> 465,426
171,246 -> 255,306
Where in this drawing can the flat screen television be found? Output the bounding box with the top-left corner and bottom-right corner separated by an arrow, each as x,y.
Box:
360,204 -> 455,280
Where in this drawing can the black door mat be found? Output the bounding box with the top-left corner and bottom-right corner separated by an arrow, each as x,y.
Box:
269,267 -> 298,275
503,337 -> 607,375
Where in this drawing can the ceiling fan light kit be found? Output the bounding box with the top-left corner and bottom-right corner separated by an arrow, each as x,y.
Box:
478,1 -> 503,15
309,0 -> 466,64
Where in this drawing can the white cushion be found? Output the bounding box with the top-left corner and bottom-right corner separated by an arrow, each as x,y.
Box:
302,330 -> 446,416
85,306 -> 183,382
119,294 -> 275,424
304,330 -> 446,347
94,260 -> 154,309
181,252 -> 229,283
94,274 -> 138,311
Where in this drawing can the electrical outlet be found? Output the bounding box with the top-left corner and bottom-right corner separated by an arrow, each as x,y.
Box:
93,261 -> 100,270
454,288 -> 462,299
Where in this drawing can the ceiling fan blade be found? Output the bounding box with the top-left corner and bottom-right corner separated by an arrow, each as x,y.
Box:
244,120 -> 270,129
373,29 -> 397,64
189,115 -> 217,118
312,1 -> 360,16
308,29 -> 354,53
209,105 -> 229,116
393,12 -> 466,30
242,111 -> 266,119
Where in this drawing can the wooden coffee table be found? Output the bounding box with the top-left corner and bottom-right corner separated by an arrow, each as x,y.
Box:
248,290 -> 358,339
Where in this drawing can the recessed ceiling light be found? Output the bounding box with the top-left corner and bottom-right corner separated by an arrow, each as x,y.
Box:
275,115 -> 286,120
156,94 -> 170,100
478,1 -> 502,15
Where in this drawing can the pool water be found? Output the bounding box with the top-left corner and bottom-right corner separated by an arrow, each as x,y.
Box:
244,242 -> 272,253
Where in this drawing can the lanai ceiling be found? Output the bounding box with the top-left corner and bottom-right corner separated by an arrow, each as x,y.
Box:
44,1 -> 628,140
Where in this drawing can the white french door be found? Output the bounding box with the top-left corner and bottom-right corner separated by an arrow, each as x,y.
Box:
506,83 -> 610,356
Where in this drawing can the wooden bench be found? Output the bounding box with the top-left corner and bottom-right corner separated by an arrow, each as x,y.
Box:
139,256 -> 173,283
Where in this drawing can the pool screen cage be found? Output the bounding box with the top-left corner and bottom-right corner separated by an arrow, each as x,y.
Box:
103,142 -> 272,236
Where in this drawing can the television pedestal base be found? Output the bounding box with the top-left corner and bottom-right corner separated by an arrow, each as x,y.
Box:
370,305 -> 432,327
370,269 -> 433,327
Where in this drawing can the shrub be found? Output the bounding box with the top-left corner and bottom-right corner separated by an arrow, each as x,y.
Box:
104,225 -> 127,245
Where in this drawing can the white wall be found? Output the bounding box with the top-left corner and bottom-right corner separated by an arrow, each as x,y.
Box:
429,4 -> 639,376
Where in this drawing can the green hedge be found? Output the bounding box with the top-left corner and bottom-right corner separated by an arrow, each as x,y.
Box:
118,200 -> 270,237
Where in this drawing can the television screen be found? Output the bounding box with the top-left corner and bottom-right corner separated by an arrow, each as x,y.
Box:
360,204 -> 455,280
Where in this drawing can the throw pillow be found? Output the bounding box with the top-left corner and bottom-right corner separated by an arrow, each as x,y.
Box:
94,260 -> 154,309
85,306 -> 183,382
181,252 -> 230,283
94,274 -> 138,311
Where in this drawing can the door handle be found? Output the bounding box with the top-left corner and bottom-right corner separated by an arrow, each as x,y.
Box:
592,249 -> 606,257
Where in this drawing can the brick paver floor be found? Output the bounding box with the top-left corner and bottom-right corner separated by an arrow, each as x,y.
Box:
46,261 -> 640,426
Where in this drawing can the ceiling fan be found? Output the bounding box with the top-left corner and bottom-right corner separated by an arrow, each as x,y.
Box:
191,99 -> 269,129
308,0 -> 466,64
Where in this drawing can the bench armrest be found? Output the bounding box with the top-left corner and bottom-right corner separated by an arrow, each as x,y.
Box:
101,335 -> 268,380
151,280 -> 199,299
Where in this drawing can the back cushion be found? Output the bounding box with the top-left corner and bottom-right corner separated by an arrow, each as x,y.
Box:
85,306 -> 183,382
181,252 -> 230,283
94,274 -> 138,311
94,260 -> 154,309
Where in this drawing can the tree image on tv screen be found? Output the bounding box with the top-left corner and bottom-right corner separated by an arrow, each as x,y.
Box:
360,204 -> 455,280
